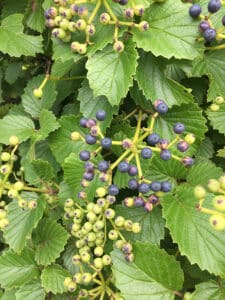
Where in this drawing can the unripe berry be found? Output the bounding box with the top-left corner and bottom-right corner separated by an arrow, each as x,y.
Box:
59,18 -> 69,30
9,135 -> 19,146
208,179 -> 220,193
33,88 -> 43,98
125,252 -> 134,263
64,277 -> 72,287
8,189 -> 18,198
138,21 -> 149,32
124,220 -> 133,231
100,13 -> 111,24
0,218 -> 9,228
86,211 -> 97,223
124,8 -> 134,18
68,281 -> 77,292
18,199 -> 27,208
73,272 -> 82,283
213,195 -> 225,211
94,246 -> 104,256
86,24 -> 96,35
113,41 -> 124,53
209,214 -> 225,231
219,175 -> 225,189
184,133 -> 196,145
52,28 -> 66,39
1,152 -> 11,162
28,200 -> 37,209
194,186 -> 206,199
108,229 -> 119,240
64,198 -> 74,208
0,209 -> 7,219
134,5 -> 145,16
81,251 -> 91,263
122,242 -> 132,254
215,96 -> 224,104
76,19 -> 86,30
70,131 -> 80,141
72,254 -> 81,264
77,43 -> 87,55
115,216 -> 125,227
115,239 -> 125,249
82,273 -> 92,284
96,187 -> 107,197
71,41 -> 80,53
54,16 -> 62,26
94,257 -> 103,269
102,254 -> 112,265
78,6 -> 88,17
124,197 -> 134,207
132,222 -> 141,233
210,103 -> 220,112
68,21 -> 76,32
104,208 -> 115,219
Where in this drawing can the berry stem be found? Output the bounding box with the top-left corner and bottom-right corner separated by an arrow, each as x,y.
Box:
133,110 -> 142,143
103,0 -> 118,22
39,75 -> 49,90
109,219 -> 126,241
168,136 -> 180,149
205,44 -> 225,50
124,108 -> 138,120
110,149 -> 131,170
49,75 -> 86,81
200,206 -> 225,217
111,141 -> 123,146
135,153 -> 143,180
88,0 -> 101,24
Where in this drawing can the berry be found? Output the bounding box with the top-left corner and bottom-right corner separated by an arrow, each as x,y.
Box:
85,134 -> 96,145
102,254 -> 111,265
134,5 -> 145,16
68,281 -> 77,292
80,117 -> 88,127
124,8 -> 134,18
128,165 -> 138,176
71,131 -> 80,141
83,172 -> 94,181
138,21 -> 149,32
115,216 -> 125,227
209,214 -> 225,231
199,21 -> 211,32
108,229 -> 118,240
128,179 -> 138,190
113,41 -> 124,53
222,15 -> 225,26
1,152 -> 11,162
82,273 -> 92,284
119,0 -> 128,5
77,43 -> 87,55
124,197 -> 134,207
0,164 -> 11,175
122,242 -> 132,254
108,184 -> 119,196
150,181 -> 161,192
79,150 -> 90,161
141,148 -> 152,159
118,161 -> 130,173
194,185 -> 206,199
94,257 -> 103,269
134,196 -> 145,207
90,125 -> 99,136
177,141 -> 189,152
173,122 -> 185,134
147,133 -> 160,146
96,187 -> 107,197
125,252 -> 134,263
160,149 -> 171,161
161,181 -> 172,192
96,110 -> 106,121
86,24 -> 95,35
85,161 -> 95,172
138,183 -> 150,194
189,4 -> 202,18
64,277 -> 72,287
100,13 -> 111,24
101,137 -> 112,149
33,88 -> 43,98
215,96 -> 224,104
184,133 -> 195,145
203,28 -> 216,43
78,6 -> 88,17
182,157 -> 194,167
9,135 -> 19,146
98,160 -> 109,172
208,179 -> 220,192
158,139 -> 169,149
94,246 -> 104,256
208,0 -> 221,13
154,100 -> 168,114
76,19 -> 86,30
132,222 -> 141,233
210,103 -> 220,112
213,195 -> 225,211
147,194 -> 159,204
104,208 -> 115,219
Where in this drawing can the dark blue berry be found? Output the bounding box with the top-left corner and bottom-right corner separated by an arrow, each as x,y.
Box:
208,0 -> 221,13
189,4 -> 202,18
101,137 -> 112,149
128,165 -> 138,176
198,21 -> 211,32
98,160 -> 109,172
85,134 -> 97,145
96,110 -> 106,121
173,122 -> 185,134
108,184 -> 119,196
118,161 -> 130,173
154,100 -> 168,115
134,196 -> 145,207
79,150 -> 90,161
177,141 -> 189,152
147,133 -> 160,146
83,172 -> 94,181
85,162 -> 95,172
182,157 -> 194,167
119,0 -> 128,5
128,179 -> 138,190
80,118 -> 88,128
138,183 -> 150,194
150,181 -> 161,192
203,28 -> 216,42
141,148 -> 152,159
222,15 -> 225,26
160,149 -> 171,161
161,181 -> 172,192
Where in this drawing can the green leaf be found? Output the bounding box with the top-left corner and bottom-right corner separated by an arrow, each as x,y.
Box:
136,52 -> 194,107
112,242 -> 183,300
4,197 -> 46,253
22,75 -> 57,118
133,0 -> 204,60
24,1 -> 45,32
115,206 -> 165,245
217,147 -> 225,158
207,104 -> 225,135
33,218 -> 69,266
38,109 -> 60,140
1,289 -> 16,300
0,14 -> 43,57
0,248 -> 39,289
162,185 -> 225,276
41,264 -> 70,294
77,79 -> 118,132
0,115 -> 35,144
31,159 -> 55,181
5,62 -> 23,84
192,280 -> 225,300
52,39 -> 83,63
195,138 -> 214,160
86,40 -> 138,105
15,281 -> 45,300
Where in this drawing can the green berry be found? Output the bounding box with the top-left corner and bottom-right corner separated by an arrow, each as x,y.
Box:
124,219 -> 133,231
210,103 -> 220,111
219,175 -> 225,189
81,251 -> 91,263
0,209 -> 7,219
33,88 -> 43,98
76,19 -> 86,30
71,41 -> 80,52
102,254 -> 112,265
194,186 -> 206,199
77,43 -> 87,55
108,229 -> 119,240
68,281 -> 77,292
8,189 -> 18,198
0,218 -> 9,228
132,222 -> 141,233
100,13 -> 111,24
215,96 -> 224,104
213,195 -> 225,211
105,208 -> 115,219
115,216 -> 125,227
83,222 -> 92,232
1,152 -> 11,162
9,135 -> 19,146
70,131 -> 80,141
68,21 -> 76,32
134,5 -> 145,16
64,277 -> 72,287
184,133 -> 196,145
94,257 -> 103,269
82,272 -> 92,284
92,204 -> 102,214
209,214 -> 225,231
87,211 -> 97,223
86,24 -> 96,35
28,200 -> 37,209
64,198 -> 74,207
59,18 -> 69,30
94,246 -> 104,256
115,239 -> 125,249
113,41 -> 124,53
96,187 -> 107,197
138,21 -> 149,32
87,232 -> 96,242
73,272 -> 82,283
208,179 -> 220,192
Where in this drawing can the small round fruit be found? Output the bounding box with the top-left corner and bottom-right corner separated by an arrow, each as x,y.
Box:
210,103 -> 220,112
100,13 -> 111,24
102,254 -> 111,265
138,21 -> 149,32
101,137 -> 112,149
70,131 -> 80,141
215,96 -> 224,104
124,197 -> 134,207
96,187 -> 107,197
85,134 -> 97,145
113,41 -> 124,53
199,21 -> 211,32
138,182 -> 150,194
108,184 -> 119,196
64,277 -> 72,287
33,88 -> 43,98
132,222 -> 141,233
184,133 -> 196,145
150,181 -> 161,192
189,4 -> 202,18
208,0 -> 221,13
128,179 -> 138,190
177,141 -> 189,152
118,161 -> 130,173
79,117 -> 88,127
161,181 -> 172,192
134,5 -> 145,16
160,149 -> 171,161
222,15 -> 225,26
209,214 -> 225,231
194,185 -> 206,199
86,24 -> 95,35
203,28 -> 216,43
79,150 -> 90,161
182,157 -> 194,167
141,147 -> 152,159
173,122 -> 185,134
154,100 -> 168,114
147,133 -> 160,146
76,19 -> 86,30
98,160 -> 109,172
104,208 -> 115,219
128,165 -> 138,176
96,110 -> 106,121
77,43 -> 87,54
1,152 -> 11,162
213,195 -> 225,211
9,135 -> 19,145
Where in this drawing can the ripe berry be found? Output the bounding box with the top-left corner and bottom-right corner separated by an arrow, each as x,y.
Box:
119,0 -> 128,5
141,148 -> 152,159
134,196 -> 145,207
138,183 -> 150,194
147,194 -> 159,204
85,134 -> 96,145
128,165 -> 138,176
154,100 -> 168,114
199,21 -> 211,32
213,195 -> 225,211
85,161 -> 95,172
208,0 -> 221,13
182,157 -> 194,167
177,141 -> 189,152
98,160 -> 109,172
150,181 -> 161,192
96,110 -> 106,121
138,21 -> 149,32
173,122 -> 185,134
33,88 -> 43,98
222,15 -> 225,26
113,41 -> 124,53
118,161 -> 130,173
161,181 -> 172,192
86,118 -> 97,128
160,149 -> 171,160
209,214 -> 225,231
128,179 -> 138,190
101,137 -> 112,149
83,172 -> 94,181
79,150 -> 90,161
189,4 -> 202,18
203,28 -> 216,42
80,117 -> 88,128
147,133 -> 160,145
108,184 -> 119,196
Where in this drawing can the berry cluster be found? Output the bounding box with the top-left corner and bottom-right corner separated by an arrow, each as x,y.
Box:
44,0 -> 149,54
209,96 -> 225,111
189,1 -> 225,49
195,175 -> 225,231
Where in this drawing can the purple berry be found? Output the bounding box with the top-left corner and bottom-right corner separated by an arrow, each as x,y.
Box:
134,196 -> 145,207
199,21 -> 211,32
144,202 -> 153,212
101,137 -> 112,149
160,149 -> 171,161
141,148 -> 152,159
85,134 -> 97,145
147,133 -> 160,146
182,157 -> 194,167
96,110 -> 106,121
208,0 -> 221,13
98,160 -> 109,172
86,119 -> 96,128
128,165 -> 138,176
177,141 -> 189,152
161,181 -> 172,192
173,122 -> 185,134
80,117 -> 88,128
138,183 -> 150,194
108,184 -> 119,196
150,181 -> 161,192
147,194 -> 159,204
85,162 -> 95,172
158,139 -> 169,150
154,100 -> 168,115
222,15 -> 225,26
79,150 -> 90,161
119,0 -> 128,5
83,172 -> 94,181
203,28 -> 216,42
128,179 -> 138,190
118,161 -> 130,173
189,4 -> 202,18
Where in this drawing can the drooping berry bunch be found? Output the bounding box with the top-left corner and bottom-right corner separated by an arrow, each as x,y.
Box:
209,96 -> 225,111
189,1 -> 225,49
44,0 -> 149,54
195,175 -> 225,231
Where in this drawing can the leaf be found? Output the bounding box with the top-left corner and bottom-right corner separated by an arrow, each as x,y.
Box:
207,104 -> 225,135
41,264 -> 70,294
112,242 -> 184,300
132,0 -> 204,59
33,218 -> 69,266
15,281 -> 45,300
3,197 -> 46,253
1,289 -> 16,300
25,0 -> 45,33
86,40 -> 138,105
0,115 -> 35,144
38,109 -> 60,140
162,185 -> 225,276
192,280 -> 225,300
136,52 -> 194,107
195,138 -> 214,160
5,62 -> 23,84
31,159 -> 54,181
0,14 -> 43,57
77,79 -> 119,132
217,147 -> 225,158
22,75 -> 57,118
0,248 -> 39,289
115,206 -> 165,245
52,39 -> 83,63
